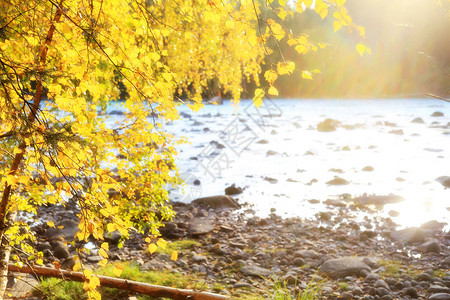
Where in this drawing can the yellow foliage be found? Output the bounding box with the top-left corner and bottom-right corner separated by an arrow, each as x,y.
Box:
0,0 -> 365,298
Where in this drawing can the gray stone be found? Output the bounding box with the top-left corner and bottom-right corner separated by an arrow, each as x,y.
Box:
47,219 -> 79,241
326,177 -> 349,185
429,285 -> 450,294
87,255 -> 102,263
192,254 -> 208,263
421,239 -> 441,253
225,184 -> 243,195
293,249 -> 318,259
241,265 -> 273,277
318,257 -> 370,279
431,111 -> 444,117
233,282 -> 253,289
429,293 -> 450,300
192,195 -> 240,209
53,242 -> 70,260
391,227 -> 426,244
317,118 -> 340,132
411,117 -> 425,123
188,217 -> 214,235
375,279 -> 391,291
402,287 -> 418,298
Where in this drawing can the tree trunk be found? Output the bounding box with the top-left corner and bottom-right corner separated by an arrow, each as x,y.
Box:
8,264 -> 230,300
0,1 -> 65,297
0,212 -> 16,296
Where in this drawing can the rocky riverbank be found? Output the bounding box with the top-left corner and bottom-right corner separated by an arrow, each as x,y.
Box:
7,194 -> 450,300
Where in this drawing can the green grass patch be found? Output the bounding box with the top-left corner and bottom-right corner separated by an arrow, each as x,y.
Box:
33,261 -> 208,300
378,259 -> 420,278
156,239 -> 200,255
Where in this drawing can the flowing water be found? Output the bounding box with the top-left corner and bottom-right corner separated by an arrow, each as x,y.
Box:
109,98 -> 450,229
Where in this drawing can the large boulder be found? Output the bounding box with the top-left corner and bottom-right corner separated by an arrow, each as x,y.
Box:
319,257 -> 370,279
192,195 -> 240,209
390,227 -> 425,244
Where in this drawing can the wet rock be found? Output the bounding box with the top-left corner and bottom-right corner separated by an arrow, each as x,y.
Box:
429,286 -> 450,293
391,227 -> 426,244
188,217 -> 214,235
402,286 -> 419,297
375,279 -> 391,291
319,257 -> 370,279
362,166 -> 374,172
294,249 -> 318,259
317,118 -> 341,132
87,255 -> 102,263
389,129 -> 404,135
354,194 -> 404,205
388,210 -> 400,217
192,195 -> 240,209
324,199 -> 347,207
36,241 -> 52,252
192,254 -> 208,263
263,177 -> 278,184
431,111 -> 444,117
241,265 -> 273,277
266,150 -> 278,156
411,117 -> 425,123
225,184 -> 243,195
326,177 -> 349,185
416,273 -> 433,282
436,176 -> 450,188
209,140 -> 225,149
104,230 -> 122,244
429,293 -> 450,300
421,239 -> 441,253
233,282 -> 253,289
53,241 -> 70,260
47,219 -> 79,241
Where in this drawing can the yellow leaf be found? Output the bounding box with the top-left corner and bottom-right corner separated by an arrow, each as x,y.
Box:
318,42 -> 327,48
314,0 -> 328,19
100,242 -> 109,252
148,243 -> 158,254
73,262 -> 82,272
106,223 -> 116,233
98,259 -> 108,267
253,88 -> 265,108
303,0 -> 313,7
358,26 -> 366,37
47,221 -> 55,228
98,248 -> 109,258
312,69 -> 321,73
277,61 -> 295,75
268,86 -> 279,96
337,0 -> 346,6
333,20 -> 343,32
356,43 -> 371,56
84,269 -> 93,278
113,263 -> 125,277
156,238 -> 167,249
36,258 -> 43,265
295,2 -> 303,13
264,70 -> 278,85
171,250 -> 178,261
302,71 -> 313,80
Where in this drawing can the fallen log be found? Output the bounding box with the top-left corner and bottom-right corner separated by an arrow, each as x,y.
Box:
8,264 -> 229,300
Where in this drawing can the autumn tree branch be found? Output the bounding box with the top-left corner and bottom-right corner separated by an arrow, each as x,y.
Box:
8,264 -> 230,300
